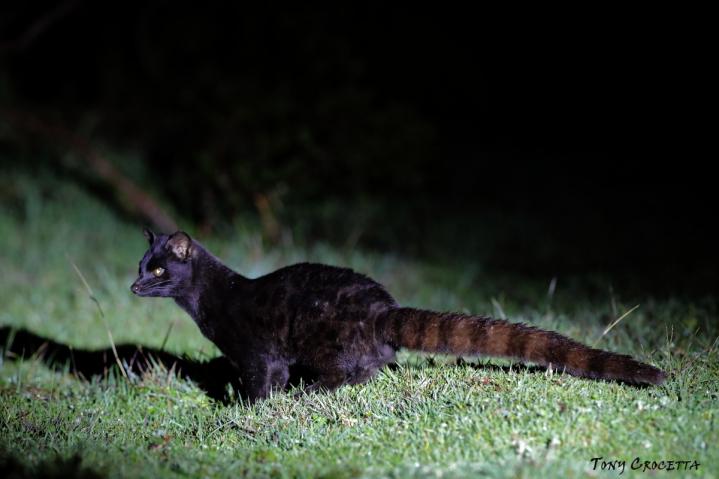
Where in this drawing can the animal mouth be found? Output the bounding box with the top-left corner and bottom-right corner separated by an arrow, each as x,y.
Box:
131,279 -> 171,296
130,281 -> 147,295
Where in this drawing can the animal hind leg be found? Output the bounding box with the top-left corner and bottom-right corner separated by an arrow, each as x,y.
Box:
305,359 -> 382,393
304,369 -> 348,394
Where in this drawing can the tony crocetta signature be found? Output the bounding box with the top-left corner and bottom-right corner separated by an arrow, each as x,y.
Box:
590,457 -> 700,475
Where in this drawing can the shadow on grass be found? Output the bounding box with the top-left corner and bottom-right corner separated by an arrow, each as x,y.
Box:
0,326 -> 248,403
397,356 -> 654,388
0,452 -> 104,479
397,356 -> 548,376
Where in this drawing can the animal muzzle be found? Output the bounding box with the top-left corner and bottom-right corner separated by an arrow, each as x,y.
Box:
130,279 -> 145,295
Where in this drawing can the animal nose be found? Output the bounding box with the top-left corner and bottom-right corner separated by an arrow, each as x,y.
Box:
130,281 -> 141,294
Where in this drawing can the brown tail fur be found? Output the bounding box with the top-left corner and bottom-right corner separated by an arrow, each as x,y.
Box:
379,307 -> 666,385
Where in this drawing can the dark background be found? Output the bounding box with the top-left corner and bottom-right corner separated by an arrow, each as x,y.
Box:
0,3 -> 714,295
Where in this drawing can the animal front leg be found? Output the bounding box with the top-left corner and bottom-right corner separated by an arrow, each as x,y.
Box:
239,357 -> 289,402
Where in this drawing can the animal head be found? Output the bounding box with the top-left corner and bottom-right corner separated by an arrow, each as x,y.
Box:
130,228 -> 195,297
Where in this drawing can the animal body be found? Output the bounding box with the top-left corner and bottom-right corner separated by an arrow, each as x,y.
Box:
131,229 -> 666,401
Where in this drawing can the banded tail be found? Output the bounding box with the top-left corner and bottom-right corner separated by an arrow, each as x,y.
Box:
380,307 -> 666,385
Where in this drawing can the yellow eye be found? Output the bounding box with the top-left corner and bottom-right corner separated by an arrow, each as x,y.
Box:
153,267 -> 165,277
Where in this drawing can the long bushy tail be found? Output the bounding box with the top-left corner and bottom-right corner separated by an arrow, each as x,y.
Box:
379,307 -> 666,385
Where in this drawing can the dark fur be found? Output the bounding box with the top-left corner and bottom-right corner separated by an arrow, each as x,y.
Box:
132,229 -> 666,401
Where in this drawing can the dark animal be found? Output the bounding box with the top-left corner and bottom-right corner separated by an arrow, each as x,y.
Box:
131,229 -> 666,401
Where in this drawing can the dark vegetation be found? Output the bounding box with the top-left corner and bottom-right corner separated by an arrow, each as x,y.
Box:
1,3 -> 714,298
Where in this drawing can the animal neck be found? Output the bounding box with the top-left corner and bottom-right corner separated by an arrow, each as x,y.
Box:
173,243 -> 249,324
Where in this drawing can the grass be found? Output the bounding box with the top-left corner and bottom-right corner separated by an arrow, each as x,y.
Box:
0,172 -> 717,478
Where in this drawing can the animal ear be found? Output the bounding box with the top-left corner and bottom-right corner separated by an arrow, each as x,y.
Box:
143,227 -> 156,245
166,231 -> 193,261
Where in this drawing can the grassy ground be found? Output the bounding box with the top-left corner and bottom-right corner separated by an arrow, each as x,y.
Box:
1,174 -> 717,478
